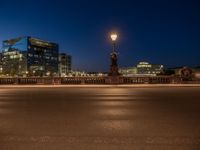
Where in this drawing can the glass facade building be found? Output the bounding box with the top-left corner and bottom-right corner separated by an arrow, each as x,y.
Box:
0,53 -> 3,74
59,53 -> 72,77
1,36 -> 59,76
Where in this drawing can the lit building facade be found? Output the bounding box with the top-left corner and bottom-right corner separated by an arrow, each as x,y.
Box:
119,62 -> 164,76
1,37 -> 59,76
137,62 -> 164,75
0,53 -> 3,74
119,67 -> 137,76
59,53 -> 72,77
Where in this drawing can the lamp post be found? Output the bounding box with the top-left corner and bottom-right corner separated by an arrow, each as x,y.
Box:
109,33 -> 120,76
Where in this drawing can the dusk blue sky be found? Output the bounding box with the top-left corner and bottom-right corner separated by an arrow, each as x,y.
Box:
0,0 -> 200,71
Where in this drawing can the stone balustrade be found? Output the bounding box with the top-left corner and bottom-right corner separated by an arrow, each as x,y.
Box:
0,76 -> 199,85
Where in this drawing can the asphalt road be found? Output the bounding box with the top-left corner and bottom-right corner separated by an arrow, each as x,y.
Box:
0,86 -> 200,150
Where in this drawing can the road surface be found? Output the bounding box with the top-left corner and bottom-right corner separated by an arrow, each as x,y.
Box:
0,86 -> 200,150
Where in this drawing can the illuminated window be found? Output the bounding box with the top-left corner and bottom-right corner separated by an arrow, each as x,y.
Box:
28,53 -> 33,57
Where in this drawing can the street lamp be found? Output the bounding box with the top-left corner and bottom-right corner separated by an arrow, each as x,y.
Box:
110,33 -> 118,52
109,32 -> 120,76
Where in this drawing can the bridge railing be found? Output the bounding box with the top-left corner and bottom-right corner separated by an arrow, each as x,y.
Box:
0,76 -> 199,85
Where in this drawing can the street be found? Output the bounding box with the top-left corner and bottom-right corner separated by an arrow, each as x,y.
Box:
0,86 -> 200,150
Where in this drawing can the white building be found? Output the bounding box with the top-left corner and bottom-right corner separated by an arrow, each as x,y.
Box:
137,62 -> 164,75
119,61 -> 164,77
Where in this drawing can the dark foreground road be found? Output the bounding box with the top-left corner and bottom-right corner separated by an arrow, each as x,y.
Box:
0,86 -> 200,150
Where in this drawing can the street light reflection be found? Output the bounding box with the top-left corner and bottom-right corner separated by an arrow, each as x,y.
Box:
89,88 -> 139,131
94,88 -> 137,96
97,108 -> 131,116
92,101 -> 131,106
95,96 -> 134,100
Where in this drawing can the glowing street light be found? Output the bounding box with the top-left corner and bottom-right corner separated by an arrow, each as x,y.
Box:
110,33 -> 118,41
110,33 -> 118,53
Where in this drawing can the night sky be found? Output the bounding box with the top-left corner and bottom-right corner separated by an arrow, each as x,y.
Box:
0,0 -> 200,71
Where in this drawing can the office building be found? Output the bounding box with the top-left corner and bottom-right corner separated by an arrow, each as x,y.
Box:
59,53 -> 72,77
1,36 -> 59,76
0,53 -> 2,74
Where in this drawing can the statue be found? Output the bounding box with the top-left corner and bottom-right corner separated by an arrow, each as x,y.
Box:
111,52 -> 118,66
109,51 -> 120,76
